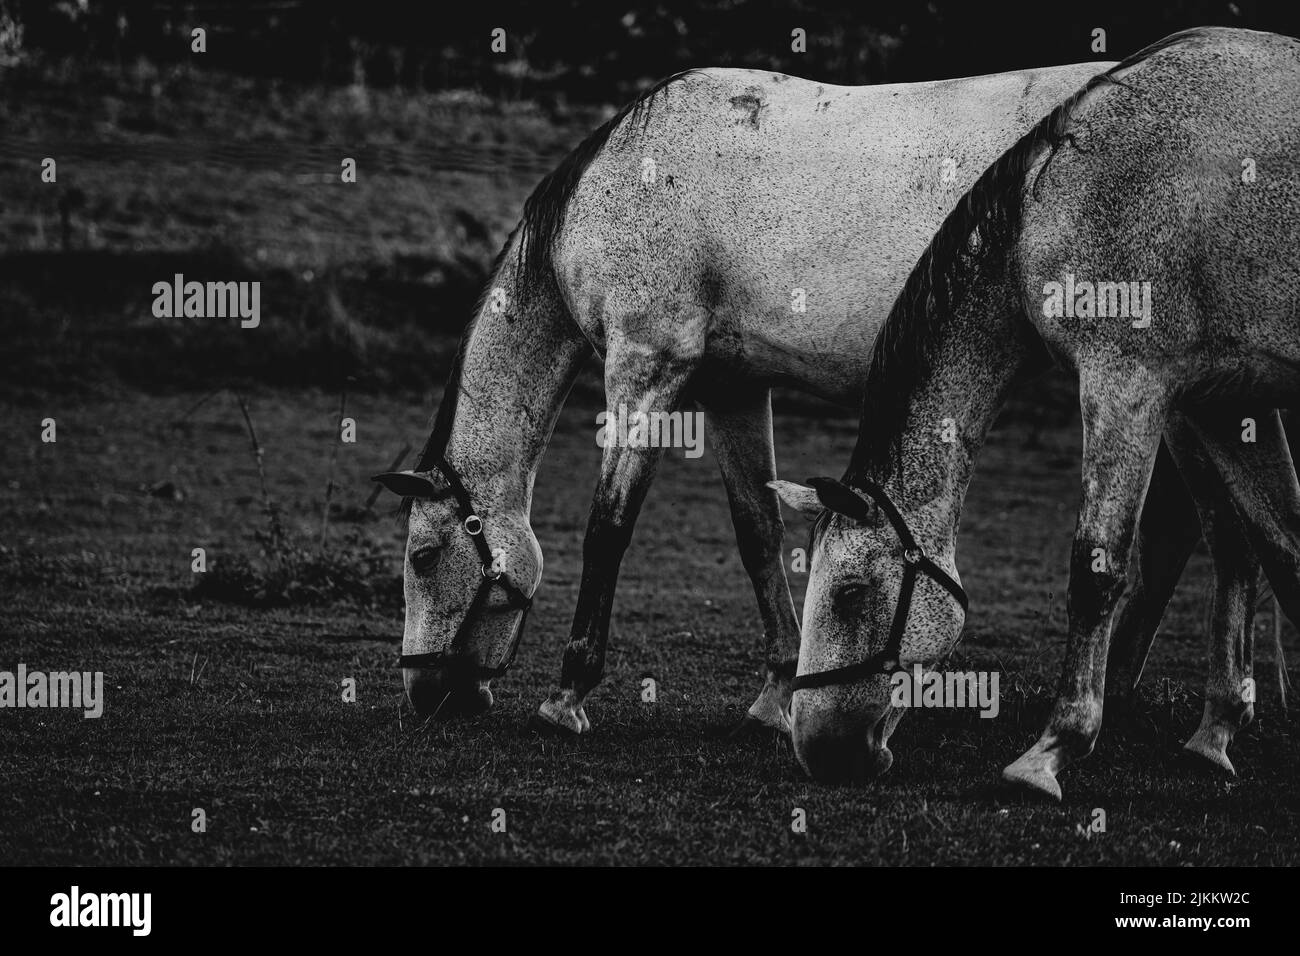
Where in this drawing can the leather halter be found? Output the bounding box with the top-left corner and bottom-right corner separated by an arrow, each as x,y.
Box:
395,454 -> 534,680
791,477 -> 969,692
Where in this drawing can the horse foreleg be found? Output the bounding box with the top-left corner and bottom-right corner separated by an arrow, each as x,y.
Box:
535,336 -> 700,734
1163,412 -> 1259,775
1003,367 -> 1169,800
701,389 -> 800,735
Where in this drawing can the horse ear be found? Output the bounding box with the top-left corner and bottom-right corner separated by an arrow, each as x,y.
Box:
769,480 -> 822,519
808,477 -> 876,522
371,470 -> 440,499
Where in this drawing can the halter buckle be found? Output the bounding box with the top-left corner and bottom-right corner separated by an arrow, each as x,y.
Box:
482,563 -> 503,580
464,514 -> 483,535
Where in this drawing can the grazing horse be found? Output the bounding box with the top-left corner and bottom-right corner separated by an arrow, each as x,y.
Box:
372,54 -> 1247,740
773,26 -> 1300,797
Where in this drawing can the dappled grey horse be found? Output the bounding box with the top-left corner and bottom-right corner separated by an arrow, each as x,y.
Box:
775,27 -> 1300,798
374,52 -> 1249,744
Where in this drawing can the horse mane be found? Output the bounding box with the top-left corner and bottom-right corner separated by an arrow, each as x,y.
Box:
844,27 -> 1216,486
399,70 -> 703,515
409,235 -> 517,477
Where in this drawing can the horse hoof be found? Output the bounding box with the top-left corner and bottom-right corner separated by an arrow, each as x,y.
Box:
1181,736 -> 1236,776
527,712 -> 578,737
743,689 -> 793,736
1001,759 -> 1063,802
535,693 -> 589,735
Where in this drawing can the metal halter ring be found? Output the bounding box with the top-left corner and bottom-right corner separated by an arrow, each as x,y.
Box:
903,547 -> 923,565
390,454 -> 535,681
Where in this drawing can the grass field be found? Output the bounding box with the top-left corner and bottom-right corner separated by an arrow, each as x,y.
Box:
2,381 -> 1297,865
1,59 -> 1297,866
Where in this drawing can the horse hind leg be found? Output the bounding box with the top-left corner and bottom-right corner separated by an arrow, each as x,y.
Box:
1106,441 -> 1202,707
1184,533 -> 1257,776
1168,407 -> 1300,761
700,388 -> 800,736
1164,414 -> 1258,775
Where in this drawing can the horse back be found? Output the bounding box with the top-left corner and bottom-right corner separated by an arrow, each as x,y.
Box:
551,61 -> 1114,402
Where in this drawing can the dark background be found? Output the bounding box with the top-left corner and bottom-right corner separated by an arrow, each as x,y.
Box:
9,0 -> 1300,98
4,0 -> 1297,399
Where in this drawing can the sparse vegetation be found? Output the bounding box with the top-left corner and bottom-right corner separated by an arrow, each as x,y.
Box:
191,538 -> 401,609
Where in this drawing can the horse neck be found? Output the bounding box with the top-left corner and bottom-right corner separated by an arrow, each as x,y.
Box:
889,278 -> 1035,544
442,272 -> 589,513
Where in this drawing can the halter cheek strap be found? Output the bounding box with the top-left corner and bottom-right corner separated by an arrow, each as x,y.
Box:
791,477 -> 968,692
392,454 -> 534,680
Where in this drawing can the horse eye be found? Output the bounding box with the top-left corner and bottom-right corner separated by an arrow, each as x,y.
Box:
410,546 -> 440,573
832,582 -> 869,612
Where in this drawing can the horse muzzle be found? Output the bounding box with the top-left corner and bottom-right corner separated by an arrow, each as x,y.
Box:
403,663 -> 494,719
792,695 -> 898,784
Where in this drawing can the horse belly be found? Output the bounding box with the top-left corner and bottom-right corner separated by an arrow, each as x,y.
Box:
700,281 -> 875,405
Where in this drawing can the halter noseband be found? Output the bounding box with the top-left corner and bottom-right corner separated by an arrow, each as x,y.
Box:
791,477 -> 969,692
394,454 -> 534,681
